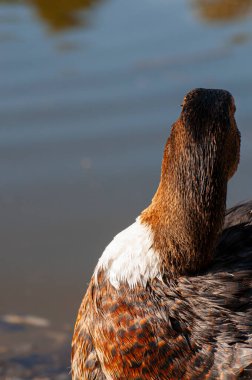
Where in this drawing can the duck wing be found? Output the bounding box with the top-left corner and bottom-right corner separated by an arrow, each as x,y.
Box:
224,201 -> 252,229
72,272 -> 220,379
72,270 -> 252,379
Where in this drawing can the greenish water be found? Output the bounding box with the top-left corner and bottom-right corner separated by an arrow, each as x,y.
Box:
0,1 -> 252,373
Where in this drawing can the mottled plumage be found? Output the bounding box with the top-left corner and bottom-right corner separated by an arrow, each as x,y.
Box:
72,89 -> 252,379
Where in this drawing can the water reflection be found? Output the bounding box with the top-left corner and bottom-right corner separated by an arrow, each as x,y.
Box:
0,0 -> 101,30
1,0 -> 251,30
193,0 -> 252,22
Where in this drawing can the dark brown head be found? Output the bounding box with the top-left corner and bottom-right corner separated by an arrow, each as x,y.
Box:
142,88 -> 241,277
182,88 -> 240,176
162,88 -> 240,185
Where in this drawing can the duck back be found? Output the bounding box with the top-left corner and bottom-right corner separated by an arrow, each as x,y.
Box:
72,201 -> 252,380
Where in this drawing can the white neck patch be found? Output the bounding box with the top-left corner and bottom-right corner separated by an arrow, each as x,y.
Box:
94,218 -> 161,289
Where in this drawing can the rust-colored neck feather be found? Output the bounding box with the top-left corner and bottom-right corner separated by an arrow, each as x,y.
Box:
141,102 -> 239,277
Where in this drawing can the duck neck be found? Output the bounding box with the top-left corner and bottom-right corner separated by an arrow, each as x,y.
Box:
141,124 -> 228,277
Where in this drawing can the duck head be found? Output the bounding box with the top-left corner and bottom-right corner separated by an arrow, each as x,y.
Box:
141,88 -> 240,277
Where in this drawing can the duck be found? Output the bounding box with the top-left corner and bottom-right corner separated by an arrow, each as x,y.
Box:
71,88 -> 252,379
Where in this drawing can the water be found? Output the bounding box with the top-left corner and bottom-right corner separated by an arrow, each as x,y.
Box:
0,0 -> 252,375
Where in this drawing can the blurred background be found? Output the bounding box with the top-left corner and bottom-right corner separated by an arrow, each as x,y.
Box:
0,0 -> 252,378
